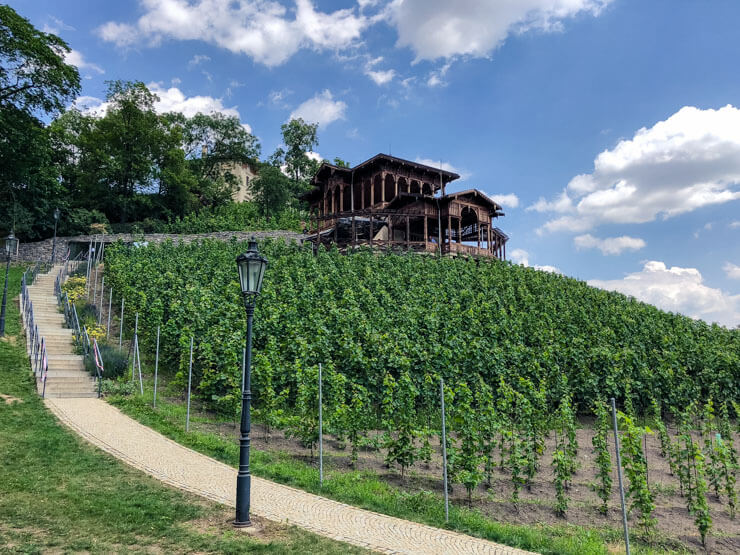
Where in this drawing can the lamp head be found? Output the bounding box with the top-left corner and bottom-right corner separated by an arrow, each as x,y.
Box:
5,231 -> 18,257
236,237 -> 267,305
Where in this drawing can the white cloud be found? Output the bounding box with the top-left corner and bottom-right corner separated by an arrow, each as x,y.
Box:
730,221 -> 740,229
574,234 -> 646,255
724,262 -> 740,280
589,261 -> 740,327
75,84 -> 251,131
366,67 -> 395,85
268,88 -> 293,107
390,0 -> 611,62
289,89 -> 346,128
426,62 -> 451,87
531,105 -> 740,234
188,54 -> 211,68
97,0 -> 368,67
414,158 -> 470,180
487,194 -> 519,208
148,83 -> 246,124
43,16 -> 76,34
509,248 -> 561,274
65,49 -> 104,74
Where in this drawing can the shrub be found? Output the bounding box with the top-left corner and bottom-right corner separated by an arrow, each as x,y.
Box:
61,276 -> 86,302
100,378 -> 137,397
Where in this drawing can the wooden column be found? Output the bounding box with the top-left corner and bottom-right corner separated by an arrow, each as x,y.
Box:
457,217 -> 461,244
361,183 -> 365,210
487,225 -> 491,252
339,186 -> 344,214
423,216 -> 428,250
447,214 -> 451,251
477,224 -> 481,250
370,178 -> 375,206
406,216 -> 410,250
381,172 -> 386,203
395,179 -> 399,197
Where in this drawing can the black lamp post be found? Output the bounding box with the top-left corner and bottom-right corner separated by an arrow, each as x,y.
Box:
0,231 -> 19,337
234,237 -> 267,527
51,208 -> 60,264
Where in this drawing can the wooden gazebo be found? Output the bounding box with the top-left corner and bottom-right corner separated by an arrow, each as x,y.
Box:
301,154 -> 508,259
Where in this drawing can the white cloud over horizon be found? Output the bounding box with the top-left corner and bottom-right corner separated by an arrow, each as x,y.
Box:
65,49 -> 104,75
75,83 -> 251,131
390,0 -> 611,62
97,0 -> 369,67
488,193 -> 520,208
531,105 -> 740,234
589,261 -> 740,327
574,234 -> 646,255
724,262 -> 740,280
289,89 -> 346,128
510,248 -> 561,274
414,158 -> 470,180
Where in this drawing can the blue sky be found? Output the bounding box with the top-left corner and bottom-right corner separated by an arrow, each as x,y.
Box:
12,0 -> 740,326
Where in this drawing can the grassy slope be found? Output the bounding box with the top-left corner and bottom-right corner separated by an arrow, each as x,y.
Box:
0,267 -> 365,554
109,389 -> 685,555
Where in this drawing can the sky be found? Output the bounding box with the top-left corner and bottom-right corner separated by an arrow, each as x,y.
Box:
11,0 -> 740,327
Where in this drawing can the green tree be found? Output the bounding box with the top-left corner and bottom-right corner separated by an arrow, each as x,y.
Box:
0,5 -> 80,238
280,118 -> 319,187
0,5 -> 80,114
76,81 -> 164,223
251,162 -> 293,222
181,112 -> 260,208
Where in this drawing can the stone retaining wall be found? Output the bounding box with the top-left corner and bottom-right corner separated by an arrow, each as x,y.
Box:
13,231 -> 305,262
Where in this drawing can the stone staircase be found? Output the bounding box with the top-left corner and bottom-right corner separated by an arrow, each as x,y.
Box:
25,264 -> 97,398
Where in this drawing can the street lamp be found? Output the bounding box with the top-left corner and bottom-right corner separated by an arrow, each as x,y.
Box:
0,231 -> 19,337
51,207 -> 60,264
234,237 -> 267,527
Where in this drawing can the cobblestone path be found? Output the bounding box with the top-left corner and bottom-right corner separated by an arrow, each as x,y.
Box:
46,398 -> 531,555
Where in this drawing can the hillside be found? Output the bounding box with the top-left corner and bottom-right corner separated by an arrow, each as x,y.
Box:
105,237 -> 739,417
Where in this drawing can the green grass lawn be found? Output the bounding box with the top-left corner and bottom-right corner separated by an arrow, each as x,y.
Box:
108,383 -> 687,555
0,266 -> 366,554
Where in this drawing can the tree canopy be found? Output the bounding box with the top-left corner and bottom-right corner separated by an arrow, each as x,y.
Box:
0,5 -> 80,115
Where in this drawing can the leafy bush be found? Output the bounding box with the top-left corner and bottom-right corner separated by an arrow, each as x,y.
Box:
89,344 -> 129,380
100,377 -> 137,396
61,276 -> 86,302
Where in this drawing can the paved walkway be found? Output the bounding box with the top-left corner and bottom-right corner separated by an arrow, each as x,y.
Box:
46,398 -> 530,555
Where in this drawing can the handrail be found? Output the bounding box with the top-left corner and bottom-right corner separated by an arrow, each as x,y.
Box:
20,275 -> 48,396
92,338 -> 104,398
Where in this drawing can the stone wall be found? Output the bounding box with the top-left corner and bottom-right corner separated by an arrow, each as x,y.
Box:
13,230 -> 305,262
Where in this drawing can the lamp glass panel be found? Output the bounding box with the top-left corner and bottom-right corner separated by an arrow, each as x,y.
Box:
247,258 -> 261,293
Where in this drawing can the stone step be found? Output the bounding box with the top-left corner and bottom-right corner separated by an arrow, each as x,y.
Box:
40,377 -> 95,387
30,329 -> 74,337
39,380 -> 96,391
47,361 -> 86,371
43,369 -> 91,378
42,391 -> 99,399
30,315 -> 65,322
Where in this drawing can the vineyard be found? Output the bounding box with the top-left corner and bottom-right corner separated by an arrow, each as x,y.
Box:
102,238 -> 740,549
